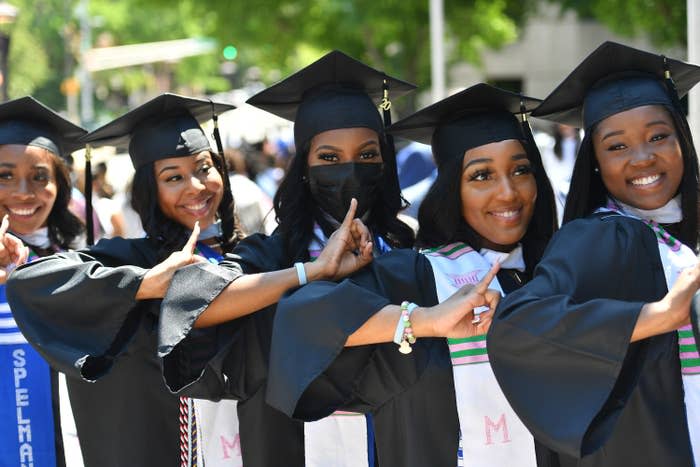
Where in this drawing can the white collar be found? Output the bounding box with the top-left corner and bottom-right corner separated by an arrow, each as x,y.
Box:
16,227 -> 51,249
479,244 -> 525,272
198,220 -> 222,241
613,195 -> 683,224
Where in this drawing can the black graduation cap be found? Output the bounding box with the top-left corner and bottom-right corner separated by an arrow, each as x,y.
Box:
532,41 -> 700,129
81,93 -> 236,168
0,96 -> 86,158
246,50 -> 416,149
387,83 -> 541,167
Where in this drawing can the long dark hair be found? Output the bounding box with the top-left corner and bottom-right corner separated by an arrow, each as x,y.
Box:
47,154 -> 83,249
563,105 -> 699,249
131,150 -> 243,261
273,135 -> 415,261
416,139 -> 557,274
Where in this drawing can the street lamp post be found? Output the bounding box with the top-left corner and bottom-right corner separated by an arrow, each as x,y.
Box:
0,2 -> 18,102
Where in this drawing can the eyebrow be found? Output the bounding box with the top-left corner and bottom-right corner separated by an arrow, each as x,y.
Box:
600,119 -> 673,142
313,139 -> 379,154
0,162 -> 15,168
646,120 -> 672,128
600,130 -> 625,142
158,165 -> 180,175
463,153 -> 528,170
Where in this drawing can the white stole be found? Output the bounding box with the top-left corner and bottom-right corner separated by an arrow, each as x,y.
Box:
657,235 -> 700,467
304,225 -> 372,467
422,243 -> 537,467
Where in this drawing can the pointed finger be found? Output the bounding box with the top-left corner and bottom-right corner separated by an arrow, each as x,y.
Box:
474,262 -> 500,294
183,221 -> 200,254
0,215 -> 9,238
340,198 -> 358,230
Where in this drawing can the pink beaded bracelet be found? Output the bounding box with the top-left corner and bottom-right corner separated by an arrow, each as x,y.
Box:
394,301 -> 418,354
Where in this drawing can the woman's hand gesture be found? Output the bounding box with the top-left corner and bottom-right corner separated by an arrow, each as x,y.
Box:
136,222 -> 207,300
416,263 -> 501,339
311,198 -> 373,281
0,215 -> 29,284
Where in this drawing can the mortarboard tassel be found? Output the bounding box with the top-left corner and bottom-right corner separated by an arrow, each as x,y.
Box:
661,55 -> 697,151
519,97 -> 540,160
209,100 -> 236,245
84,144 -> 94,246
380,77 -> 408,210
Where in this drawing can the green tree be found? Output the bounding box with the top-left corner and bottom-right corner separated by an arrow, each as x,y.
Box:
550,0 -> 686,46
137,0 -> 528,112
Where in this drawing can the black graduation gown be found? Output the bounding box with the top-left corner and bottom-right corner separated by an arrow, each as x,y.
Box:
7,237 -> 181,467
269,248 -> 550,467
158,233 -> 305,467
488,214 -> 695,467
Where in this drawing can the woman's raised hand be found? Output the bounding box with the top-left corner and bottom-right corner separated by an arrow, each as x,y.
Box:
311,198 -> 373,281
0,215 -> 29,284
415,262 -> 501,339
136,222 -> 207,299
659,260 -> 700,330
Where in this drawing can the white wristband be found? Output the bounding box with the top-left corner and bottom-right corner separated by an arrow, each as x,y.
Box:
294,262 -> 307,286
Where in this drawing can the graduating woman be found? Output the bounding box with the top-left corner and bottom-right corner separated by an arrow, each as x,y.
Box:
488,41 -> 700,466
157,51 -> 416,467
267,83 -> 558,467
0,97 -> 84,467
6,93 -> 368,467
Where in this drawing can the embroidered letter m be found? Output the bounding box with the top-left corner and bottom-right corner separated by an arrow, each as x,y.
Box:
484,414 -> 511,445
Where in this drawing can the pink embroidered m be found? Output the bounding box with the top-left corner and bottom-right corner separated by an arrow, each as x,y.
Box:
221,434 -> 242,459
484,414 -> 511,445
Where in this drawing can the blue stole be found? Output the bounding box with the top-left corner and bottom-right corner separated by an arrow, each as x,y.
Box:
0,251 -> 59,466
194,242 -> 224,264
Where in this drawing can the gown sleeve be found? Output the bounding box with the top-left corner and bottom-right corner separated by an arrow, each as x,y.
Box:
6,237 -> 157,381
158,233 -> 285,400
487,214 -> 667,458
266,248 -> 443,421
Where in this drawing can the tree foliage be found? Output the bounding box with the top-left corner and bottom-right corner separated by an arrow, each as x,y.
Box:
0,0 -> 688,121
550,0 -> 686,46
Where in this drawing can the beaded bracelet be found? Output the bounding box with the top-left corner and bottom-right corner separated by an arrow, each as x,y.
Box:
393,301 -> 418,354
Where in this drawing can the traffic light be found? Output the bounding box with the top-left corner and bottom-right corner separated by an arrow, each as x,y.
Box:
223,45 -> 238,61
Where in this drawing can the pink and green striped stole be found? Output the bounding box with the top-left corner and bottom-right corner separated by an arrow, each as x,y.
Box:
680,324 -> 700,375
601,202 -> 700,375
424,243 -> 489,366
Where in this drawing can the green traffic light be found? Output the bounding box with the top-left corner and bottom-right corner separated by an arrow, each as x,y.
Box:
223,45 -> 238,60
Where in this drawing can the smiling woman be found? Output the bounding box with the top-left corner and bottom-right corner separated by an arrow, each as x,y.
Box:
0,97 -> 86,467
154,151 -> 224,231
0,145 -> 59,234
460,139 -> 537,251
488,41 -> 700,467
591,104 -> 684,211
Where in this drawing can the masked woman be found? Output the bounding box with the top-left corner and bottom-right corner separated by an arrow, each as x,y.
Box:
266,83 -> 558,466
488,41 -> 700,466
7,93 -> 368,467
0,97 -> 84,467
156,51 -> 416,467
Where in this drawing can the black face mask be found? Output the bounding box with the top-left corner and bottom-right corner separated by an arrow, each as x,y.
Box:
307,162 -> 384,223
